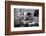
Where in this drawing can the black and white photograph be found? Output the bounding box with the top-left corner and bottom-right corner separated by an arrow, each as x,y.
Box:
11,5 -> 42,31
14,8 -> 39,27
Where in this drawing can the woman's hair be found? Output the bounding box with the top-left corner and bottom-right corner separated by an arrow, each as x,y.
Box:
27,13 -> 31,17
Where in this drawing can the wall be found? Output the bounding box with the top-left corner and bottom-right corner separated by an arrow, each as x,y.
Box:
0,0 -> 46,36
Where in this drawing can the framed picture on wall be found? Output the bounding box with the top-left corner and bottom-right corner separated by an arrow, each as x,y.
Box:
5,1 -> 45,35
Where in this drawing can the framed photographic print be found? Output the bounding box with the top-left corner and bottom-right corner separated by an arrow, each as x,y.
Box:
5,1 -> 45,35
